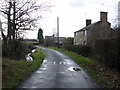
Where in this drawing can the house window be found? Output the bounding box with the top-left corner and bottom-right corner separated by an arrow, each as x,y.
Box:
84,41 -> 86,45
85,31 -> 87,36
83,30 -> 87,36
74,32 -> 77,36
74,33 -> 76,36
83,31 -> 85,36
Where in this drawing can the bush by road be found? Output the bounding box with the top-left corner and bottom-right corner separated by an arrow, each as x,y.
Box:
2,48 -> 45,88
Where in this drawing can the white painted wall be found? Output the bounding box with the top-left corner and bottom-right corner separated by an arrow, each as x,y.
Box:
74,31 -> 87,45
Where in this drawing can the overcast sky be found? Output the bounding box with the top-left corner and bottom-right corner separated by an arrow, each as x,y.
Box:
1,0 -> 119,39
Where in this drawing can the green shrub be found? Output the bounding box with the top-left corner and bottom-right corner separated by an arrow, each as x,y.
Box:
64,45 -> 91,57
2,48 -> 45,88
2,40 -> 36,60
93,39 -> 120,71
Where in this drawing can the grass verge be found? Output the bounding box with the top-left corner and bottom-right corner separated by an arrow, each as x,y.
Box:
51,47 -> 120,88
2,48 -> 45,88
21,41 -> 38,44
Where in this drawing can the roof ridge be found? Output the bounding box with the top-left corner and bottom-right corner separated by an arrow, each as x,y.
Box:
74,21 -> 110,33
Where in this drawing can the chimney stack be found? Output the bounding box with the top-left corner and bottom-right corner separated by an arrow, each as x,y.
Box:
100,12 -> 108,22
86,19 -> 91,26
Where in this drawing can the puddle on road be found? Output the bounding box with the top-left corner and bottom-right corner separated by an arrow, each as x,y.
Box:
73,68 -> 81,71
67,67 -> 75,71
43,60 -> 47,63
32,49 -> 36,53
25,53 -> 33,61
36,67 -> 47,73
36,71 -> 42,74
42,60 -> 48,68
67,67 -> 81,72
40,67 -> 47,71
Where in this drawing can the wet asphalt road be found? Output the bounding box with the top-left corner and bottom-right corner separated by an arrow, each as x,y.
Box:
19,46 -> 98,88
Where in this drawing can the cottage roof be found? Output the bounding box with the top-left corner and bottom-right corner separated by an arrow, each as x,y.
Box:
74,21 -> 101,33
74,21 -> 110,33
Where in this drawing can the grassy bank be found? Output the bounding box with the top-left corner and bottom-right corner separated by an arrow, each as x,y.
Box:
2,48 -> 45,88
51,47 -> 120,88
21,41 -> 38,44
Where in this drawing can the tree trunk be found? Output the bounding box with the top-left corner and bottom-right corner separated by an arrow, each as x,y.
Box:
7,2 -> 13,58
8,2 -> 12,41
13,1 -> 16,41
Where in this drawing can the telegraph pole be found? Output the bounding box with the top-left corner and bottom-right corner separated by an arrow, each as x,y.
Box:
57,17 -> 59,48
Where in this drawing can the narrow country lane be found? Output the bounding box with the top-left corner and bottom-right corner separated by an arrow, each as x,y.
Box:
18,46 -> 98,88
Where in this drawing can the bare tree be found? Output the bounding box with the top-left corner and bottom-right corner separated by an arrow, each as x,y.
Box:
0,0 -> 51,40
0,0 -> 52,59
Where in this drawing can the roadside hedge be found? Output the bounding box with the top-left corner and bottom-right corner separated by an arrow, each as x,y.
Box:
93,38 -> 120,70
63,38 -> 120,71
63,45 -> 91,57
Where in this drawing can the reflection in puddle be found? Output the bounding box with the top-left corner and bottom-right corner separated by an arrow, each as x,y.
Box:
36,67 -> 47,73
73,68 -> 81,71
43,60 -> 47,63
36,71 -> 42,73
26,53 -> 33,61
40,68 -> 47,71
32,49 -> 36,53
67,67 -> 82,72
67,67 -> 75,71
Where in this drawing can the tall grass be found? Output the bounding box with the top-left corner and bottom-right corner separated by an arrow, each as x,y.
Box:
2,48 -> 45,88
